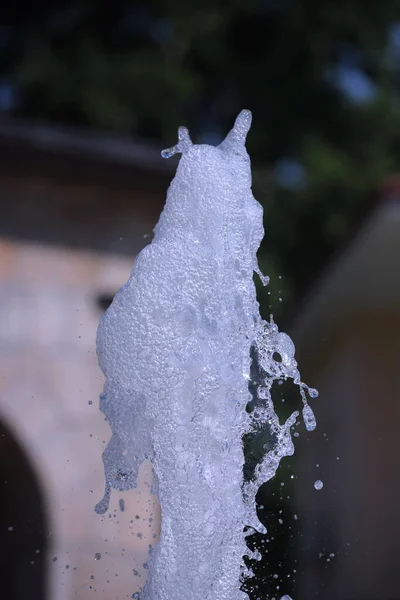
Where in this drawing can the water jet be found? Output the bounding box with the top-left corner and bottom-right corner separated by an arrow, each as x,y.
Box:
95,110 -> 317,599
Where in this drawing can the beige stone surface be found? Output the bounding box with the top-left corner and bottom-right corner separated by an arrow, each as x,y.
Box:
0,238 -> 161,600
295,311 -> 400,600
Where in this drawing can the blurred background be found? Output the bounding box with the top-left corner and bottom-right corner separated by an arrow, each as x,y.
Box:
0,1 -> 400,599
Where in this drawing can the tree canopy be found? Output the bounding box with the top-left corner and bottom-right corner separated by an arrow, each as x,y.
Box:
2,0 -> 400,316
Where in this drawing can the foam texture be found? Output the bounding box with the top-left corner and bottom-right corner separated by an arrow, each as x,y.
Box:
96,110 -> 317,599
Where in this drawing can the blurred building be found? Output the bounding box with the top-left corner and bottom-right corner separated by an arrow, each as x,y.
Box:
2,115 -> 400,600
0,117 -> 172,600
293,182 -> 400,600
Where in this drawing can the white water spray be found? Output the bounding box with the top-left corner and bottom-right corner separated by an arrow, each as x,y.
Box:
95,110 -> 317,599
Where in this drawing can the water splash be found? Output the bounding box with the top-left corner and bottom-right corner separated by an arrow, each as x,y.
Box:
96,110 -> 317,599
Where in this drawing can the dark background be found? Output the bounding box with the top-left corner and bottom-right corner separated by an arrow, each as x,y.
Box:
2,0 -> 400,315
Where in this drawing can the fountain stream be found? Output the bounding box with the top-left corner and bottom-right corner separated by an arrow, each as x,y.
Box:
95,110 -> 317,599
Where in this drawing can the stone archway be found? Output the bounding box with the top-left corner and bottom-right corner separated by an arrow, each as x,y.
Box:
0,420 -> 47,600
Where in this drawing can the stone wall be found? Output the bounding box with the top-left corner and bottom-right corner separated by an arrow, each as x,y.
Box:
0,238 -> 161,600
295,311 -> 400,600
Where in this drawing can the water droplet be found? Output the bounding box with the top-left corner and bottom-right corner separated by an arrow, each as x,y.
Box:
161,146 -> 179,159
302,404 -> 317,431
178,126 -> 189,141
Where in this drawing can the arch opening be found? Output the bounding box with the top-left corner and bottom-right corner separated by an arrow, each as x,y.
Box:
0,420 -> 47,600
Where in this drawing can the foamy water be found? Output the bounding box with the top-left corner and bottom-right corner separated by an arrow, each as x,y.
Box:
95,110 -> 317,599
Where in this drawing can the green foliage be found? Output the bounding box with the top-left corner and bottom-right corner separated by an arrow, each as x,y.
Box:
2,0 -> 400,310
